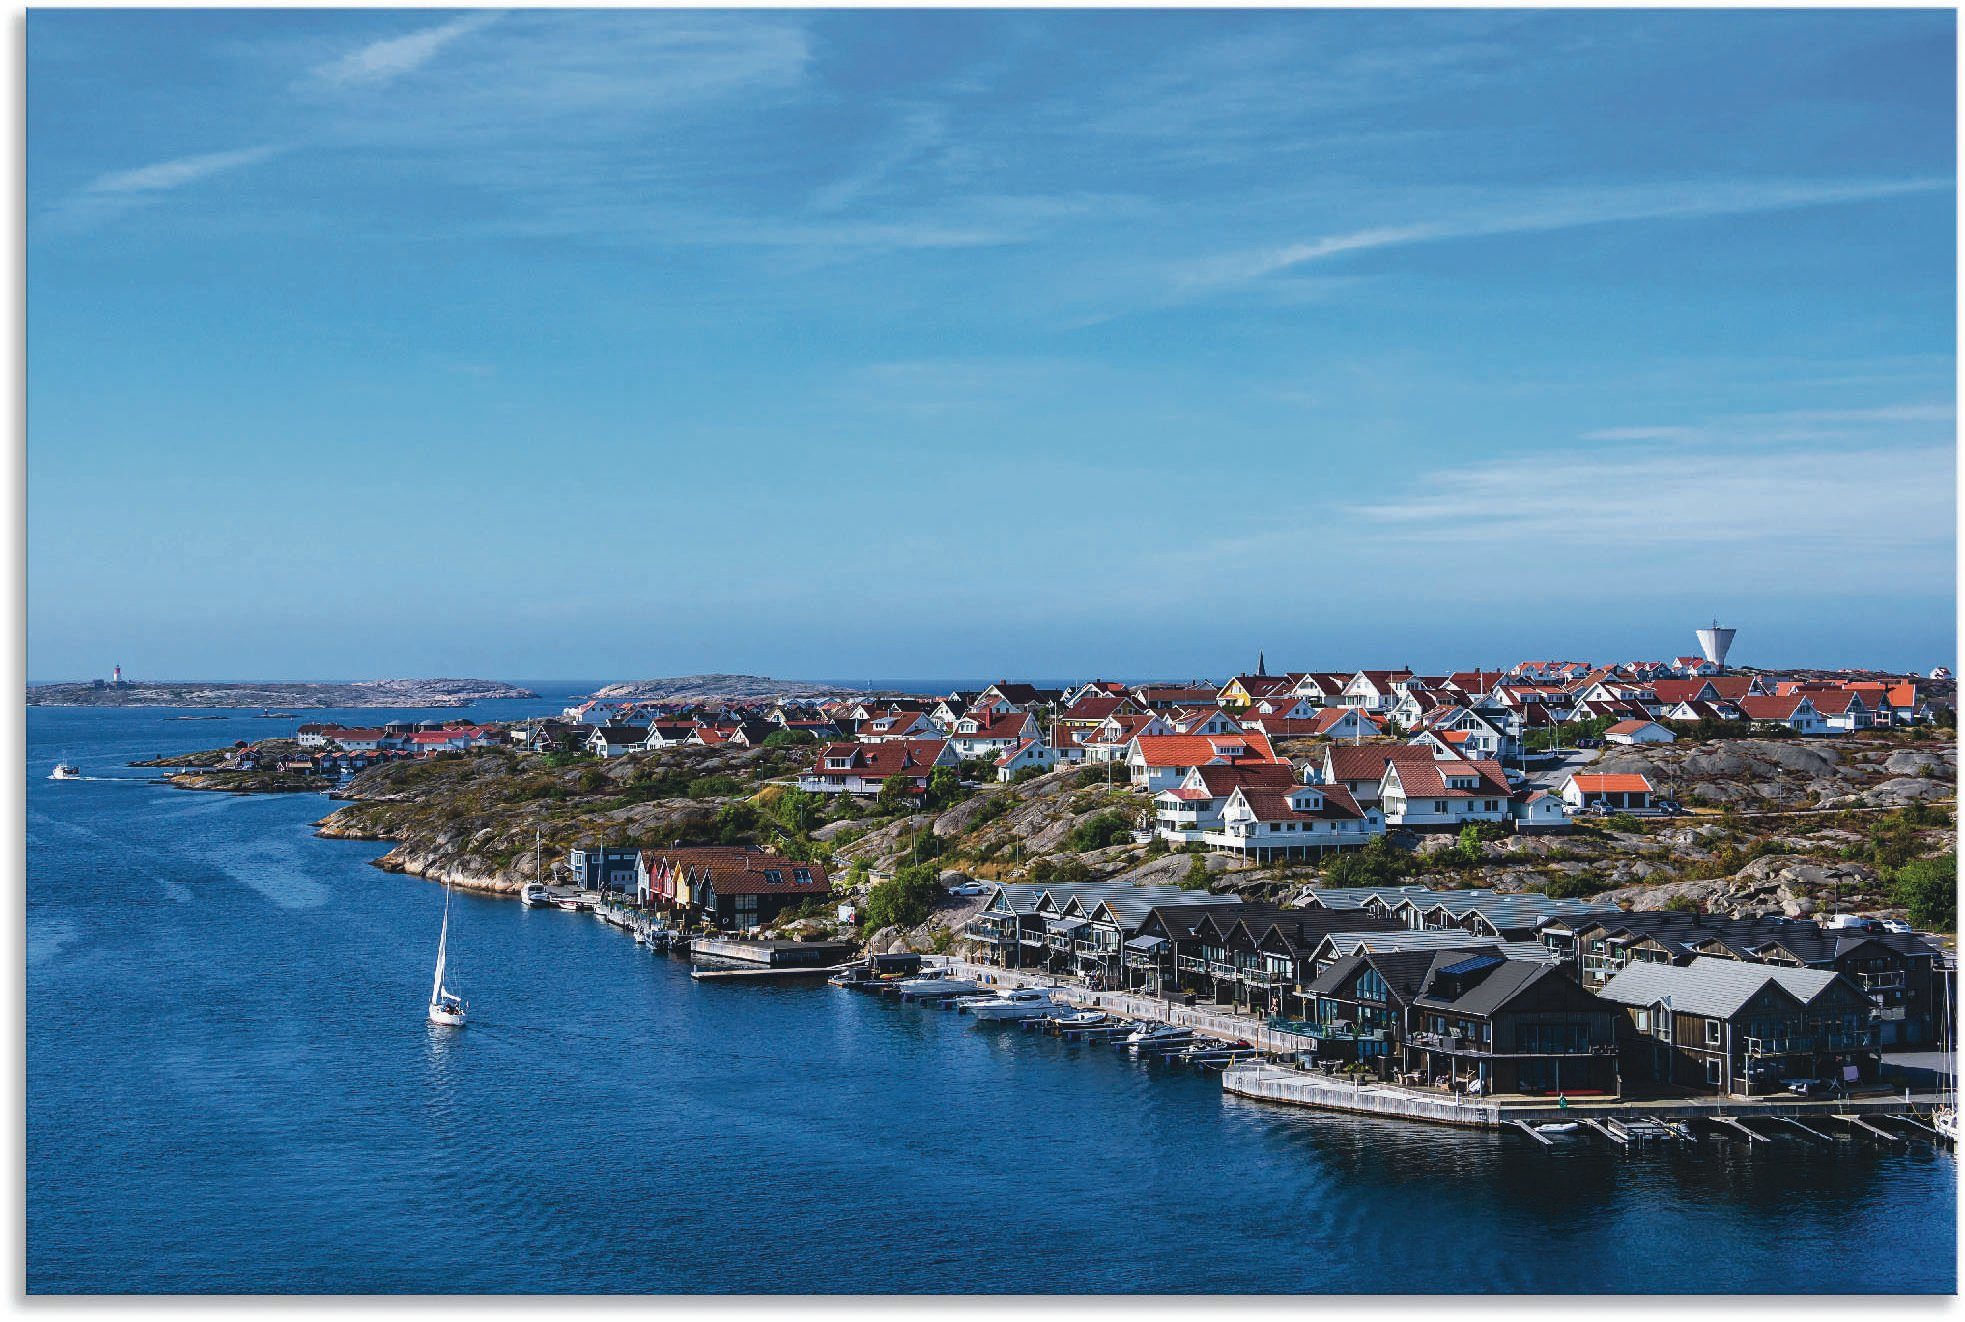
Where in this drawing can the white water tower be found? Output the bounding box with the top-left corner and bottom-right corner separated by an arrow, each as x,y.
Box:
1695,622 -> 1736,670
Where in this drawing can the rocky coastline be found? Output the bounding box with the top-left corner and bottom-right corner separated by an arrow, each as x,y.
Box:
29,677 -> 538,708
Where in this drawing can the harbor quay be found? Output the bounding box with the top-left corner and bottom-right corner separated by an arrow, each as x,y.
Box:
930,958 -> 1950,1140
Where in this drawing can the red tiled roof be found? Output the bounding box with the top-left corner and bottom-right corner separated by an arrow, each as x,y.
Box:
642,847 -> 831,897
1567,773 -> 1654,794
1388,757 -> 1510,799
1131,732 -> 1280,768
810,738 -> 950,778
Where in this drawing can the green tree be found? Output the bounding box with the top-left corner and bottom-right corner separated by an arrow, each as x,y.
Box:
924,765 -> 965,811
1180,853 -> 1212,890
1543,873 -> 1610,900
875,773 -> 918,815
1454,823 -> 1486,866
713,801 -> 758,845
1067,810 -> 1133,853
1869,817 -> 1924,871
1323,836 -> 1410,888
861,861 -> 942,932
1892,854 -> 1956,931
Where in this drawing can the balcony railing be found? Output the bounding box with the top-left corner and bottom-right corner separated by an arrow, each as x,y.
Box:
1744,1030 -> 1871,1055
1176,955 -> 1208,974
1306,1024 -> 1389,1043
1858,971 -> 1907,992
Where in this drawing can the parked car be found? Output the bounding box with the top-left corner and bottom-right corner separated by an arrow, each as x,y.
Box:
1574,736 -> 1602,749
1655,798 -> 1682,815
1881,919 -> 1915,935
946,882 -> 988,897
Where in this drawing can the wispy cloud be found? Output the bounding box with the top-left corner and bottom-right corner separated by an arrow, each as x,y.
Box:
1176,177 -> 1952,296
810,106 -> 948,214
43,144 -> 285,229
83,145 -> 281,195
1578,402 -> 1955,447
311,12 -> 502,90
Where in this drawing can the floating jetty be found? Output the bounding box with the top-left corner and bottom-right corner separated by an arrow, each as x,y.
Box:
1220,1063 -> 1945,1138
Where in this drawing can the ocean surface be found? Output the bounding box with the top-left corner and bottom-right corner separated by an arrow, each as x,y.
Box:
26,692 -> 1959,1294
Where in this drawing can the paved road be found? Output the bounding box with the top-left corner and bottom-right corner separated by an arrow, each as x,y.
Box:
1522,746 -> 1600,791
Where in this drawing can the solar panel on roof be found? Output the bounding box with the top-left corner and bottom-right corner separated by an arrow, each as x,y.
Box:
1437,952 -> 1503,977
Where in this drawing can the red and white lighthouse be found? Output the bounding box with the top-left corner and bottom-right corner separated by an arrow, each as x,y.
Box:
112,664 -> 122,685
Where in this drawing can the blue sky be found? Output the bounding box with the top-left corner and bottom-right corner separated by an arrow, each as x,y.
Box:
26,8 -> 1957,680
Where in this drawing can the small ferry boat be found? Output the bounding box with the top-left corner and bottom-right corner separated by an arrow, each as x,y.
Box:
49,762 -> 80,781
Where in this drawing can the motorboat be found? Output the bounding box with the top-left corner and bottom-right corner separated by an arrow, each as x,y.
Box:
427,885 -> 467,1028
1533,1121 -> 1583,1135
519,883 -> 551,909
49,762 -> 79,781
1055,1010 -> 1110,1028
895,974 -> 983,999
1934,1106 -> 1957,1144
1125,1023 -> 1195,1053
961,988 -> 1062,1020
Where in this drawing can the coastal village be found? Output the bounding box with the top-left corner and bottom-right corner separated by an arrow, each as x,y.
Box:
131,637 -> 1960,1136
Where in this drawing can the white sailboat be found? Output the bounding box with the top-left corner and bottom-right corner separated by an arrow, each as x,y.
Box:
427,885 -> 467,1028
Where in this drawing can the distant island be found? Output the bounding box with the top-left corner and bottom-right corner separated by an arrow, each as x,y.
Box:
585,674 -> 917,703
26,678 -> 539,708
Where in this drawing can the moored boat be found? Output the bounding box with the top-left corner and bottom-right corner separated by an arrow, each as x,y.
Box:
963,988 -> 1062,1020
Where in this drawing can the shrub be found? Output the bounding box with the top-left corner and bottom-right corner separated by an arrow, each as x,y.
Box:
1049,858 -> 1093,886
924,765 -> 967,810
1322,837 -> 1411,888
1868,817 -> 1924,871
1541,873 -> 1609,899
1180,853 -> 1212,890
875,774 -> 918,815
1010,764 -> 1046,784
861,862 -> 941,932
760,729 -> 815,748
1068,810 -> 1133,853
686,774 -> 742,799
1891,854 -> 1956,931
1664,893 -> 1702,914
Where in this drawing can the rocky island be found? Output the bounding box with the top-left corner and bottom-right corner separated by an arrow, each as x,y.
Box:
28,677 -> 538,708
136,723 -> 1959,948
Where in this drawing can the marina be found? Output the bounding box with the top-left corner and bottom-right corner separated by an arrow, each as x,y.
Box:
24,699 -> 1960,1292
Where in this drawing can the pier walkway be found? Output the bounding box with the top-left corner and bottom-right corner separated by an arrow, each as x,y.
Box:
945,960 -> 1317,1055
1220,1064 -> 1944,1129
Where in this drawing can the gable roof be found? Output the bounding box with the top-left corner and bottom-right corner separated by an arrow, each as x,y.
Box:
1596,955 -> 1841,1018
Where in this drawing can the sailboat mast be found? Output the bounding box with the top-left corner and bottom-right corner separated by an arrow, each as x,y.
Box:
432,884 -> 452,1004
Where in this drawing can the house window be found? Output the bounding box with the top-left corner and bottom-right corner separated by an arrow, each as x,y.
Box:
1705,1019 -> 1721,1045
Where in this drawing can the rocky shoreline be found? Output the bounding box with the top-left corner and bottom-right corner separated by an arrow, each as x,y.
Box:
29,677 -> 538,708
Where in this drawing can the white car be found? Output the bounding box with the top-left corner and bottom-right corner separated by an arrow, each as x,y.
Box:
946,882 -> 988,897
1881,919 -> 1915,935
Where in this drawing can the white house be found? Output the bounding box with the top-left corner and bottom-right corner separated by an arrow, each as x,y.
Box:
588,725 -> 649,758
1603,719 -> 1677,746
1170,706 -> 1242,736
1339,670 -> 1413,711
1560,773 -> 1655,813
948,709 -> 1040,761
858,710 -> 938,742
1738,695 -> 1829,735
1379,757 -> 1512,828
1507,788 -> 1572,832
994,738 -> 1056,782
797,738 -> 956,796
1127,732 -> 1281,794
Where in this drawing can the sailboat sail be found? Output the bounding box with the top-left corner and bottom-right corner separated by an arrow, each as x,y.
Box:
432,887 -> 451,1005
